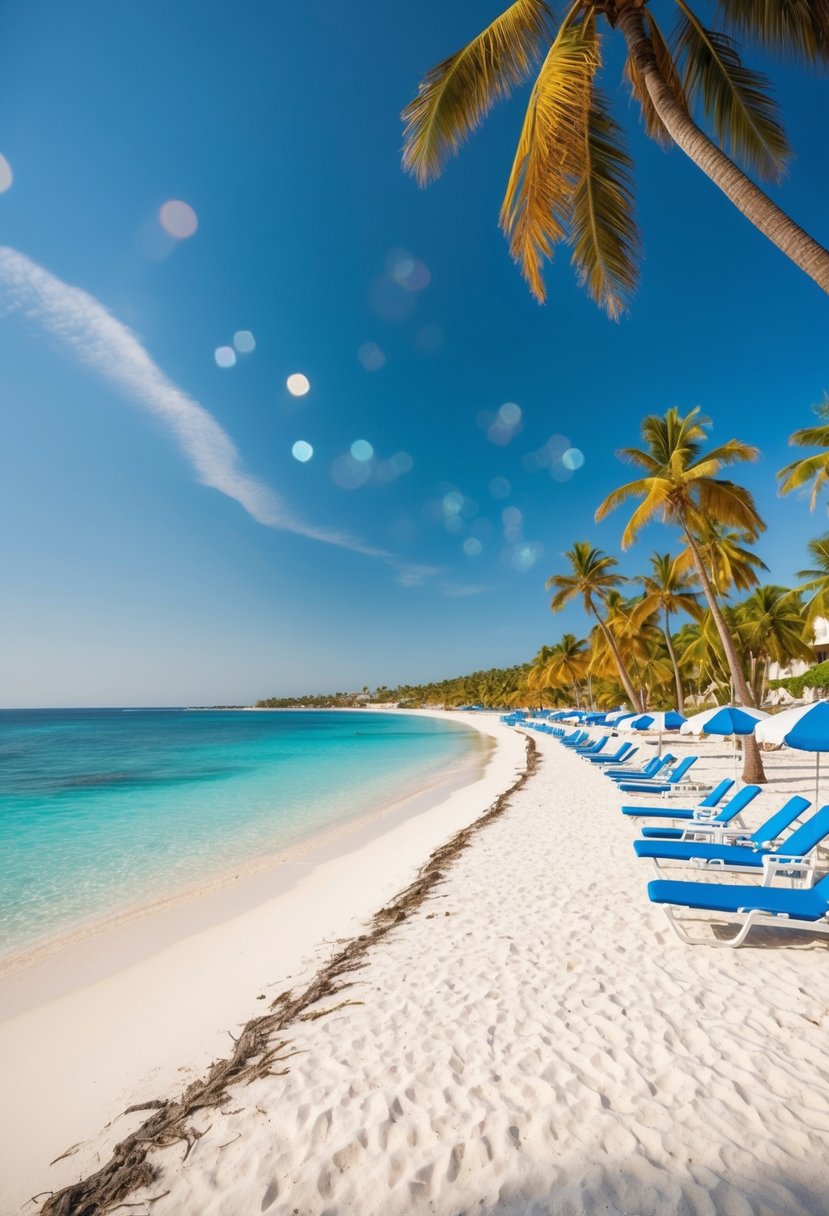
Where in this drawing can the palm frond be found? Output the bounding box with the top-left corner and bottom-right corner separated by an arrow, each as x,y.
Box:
595,476 -> 659,521
402,0 -> 553,185
695,478 -> 766,536
788,422 -> 829,447
624,10 -> 689,146
778,452 -> 829,507
620,480 -> 671,548
569,88 -> 640,319
717,0 -> 829,64
672,0 -> 790,180
500,16 -> 600,301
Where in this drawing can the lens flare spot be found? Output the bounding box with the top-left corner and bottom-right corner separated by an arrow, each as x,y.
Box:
563,447 -> 585,470
332,453 -> 371,490
498,402 -> 522,427
0,154 -> 13,193
489,476 -> 511,500
214,346 -> 236,368
358,342 -> 386,372
502,506 -> 522,527
509,541 -> 544,573
350,439 -> 374,462
233,330 -> 256,354
159,200 -> 198,239
443,491 -> 464,516
463,538 -> 483,557
391,451 -> 413,475
292,440 -> 313,463
287,373 -> 310,396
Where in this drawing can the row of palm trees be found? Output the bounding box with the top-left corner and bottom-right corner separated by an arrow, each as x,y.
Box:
535,404 -> 829,782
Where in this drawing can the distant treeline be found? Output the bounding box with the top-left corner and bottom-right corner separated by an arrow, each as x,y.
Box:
254,664 -> 530,711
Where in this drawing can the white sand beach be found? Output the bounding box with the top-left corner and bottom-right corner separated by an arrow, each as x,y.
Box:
3,715 -> 829,1215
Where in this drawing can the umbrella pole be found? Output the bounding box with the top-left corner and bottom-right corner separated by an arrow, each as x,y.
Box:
733,734 -> 738,781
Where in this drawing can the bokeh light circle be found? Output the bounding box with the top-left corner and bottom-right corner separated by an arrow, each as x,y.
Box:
350,439 -> 374,462
463,538 -> 483,557
233,330 -> 256,354
0,154 -> 13,193
562,447 -> 585,470
159,200 -> 198,239
286,373 -> 310,396
489,476 -> 511,499
214,346 -> 236,368
292,440 -> 314,463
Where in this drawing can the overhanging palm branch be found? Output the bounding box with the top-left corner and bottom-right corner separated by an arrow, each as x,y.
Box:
401,0 -> 552,186
570,91 -> 639,319
778,396 -> 829,508
499,17 -> 603,302
717,0 -> 829,63
672,0 -> 790,179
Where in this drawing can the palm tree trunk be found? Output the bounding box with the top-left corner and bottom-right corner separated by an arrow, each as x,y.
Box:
683,529 -> 767,782
663,608 -> 684,714
616,4 -> 829,294
593,610 -> 645,712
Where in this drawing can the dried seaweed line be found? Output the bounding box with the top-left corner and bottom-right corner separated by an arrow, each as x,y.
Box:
41,735 -> 538,1216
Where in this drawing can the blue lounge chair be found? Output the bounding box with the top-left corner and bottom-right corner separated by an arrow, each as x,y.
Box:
632,784 -> 760,835
648,871 -> 829,947
635,796 -> 814,874
623,778 -> 744,824
605,754 -> 675,783
575,735 -> 608,756
587,743 -> 636,766
616,755 -> 698,795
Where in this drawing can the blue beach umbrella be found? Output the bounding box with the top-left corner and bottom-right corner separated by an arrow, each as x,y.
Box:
682,704 -> 769,777
619,710 -> 686,755
755,701 -> 829,803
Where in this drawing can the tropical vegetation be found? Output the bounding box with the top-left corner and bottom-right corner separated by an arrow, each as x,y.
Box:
257,409 -> 828,783
403,0 -> 829,316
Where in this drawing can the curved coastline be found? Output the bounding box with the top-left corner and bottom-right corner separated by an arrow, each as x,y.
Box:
0,709 -> 530,1216
0,711 -> 491,979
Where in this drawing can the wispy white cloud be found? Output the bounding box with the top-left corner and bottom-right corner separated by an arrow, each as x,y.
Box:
0,247 -> 431,579
441,583 -> 489,597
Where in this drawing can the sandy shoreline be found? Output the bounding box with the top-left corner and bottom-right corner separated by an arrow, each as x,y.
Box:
5,718 -> 829,1215
0,716 -> 491,985
0,709 -> 525,1215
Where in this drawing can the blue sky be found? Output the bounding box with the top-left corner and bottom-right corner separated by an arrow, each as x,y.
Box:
1,0 -> 827,707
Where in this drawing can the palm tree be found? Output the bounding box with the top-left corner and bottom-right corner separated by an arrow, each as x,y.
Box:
778,395 -> 829,509
542,633 -> 591,705
402,2 -> 829,317
796,534 -> 829,627
595,406 -> 768,780
546,542 -> 644,710
677,521 -> 768,597
736,585 -> 814,704
633,552 -> 701,712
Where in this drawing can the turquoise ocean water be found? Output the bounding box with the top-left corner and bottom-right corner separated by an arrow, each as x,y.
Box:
0,708 -> 482,959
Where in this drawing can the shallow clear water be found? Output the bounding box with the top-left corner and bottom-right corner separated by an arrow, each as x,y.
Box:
0,708 -> 480,957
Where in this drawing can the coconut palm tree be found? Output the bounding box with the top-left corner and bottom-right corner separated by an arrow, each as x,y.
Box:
678,521 -> 768,597
595,406 -> 767,780
632,552 -> 701,712
546,542 -> 644,710
796,533 -> 829,627
542,633 -> 591,704
778,395 -> 829,509
402,1 -> 829,317
735,585 -> 814,704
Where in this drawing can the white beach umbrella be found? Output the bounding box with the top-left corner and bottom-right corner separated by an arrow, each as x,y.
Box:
616,710 -> 686,756
755,701 -> 829,804
681,704 -> 769,778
